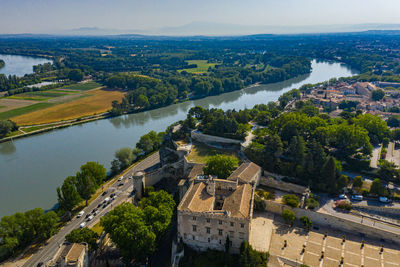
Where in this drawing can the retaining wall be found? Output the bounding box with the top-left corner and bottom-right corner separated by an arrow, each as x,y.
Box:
191,130 -> 242,145
259,176 -> 308,195
264,200 -> 400,245
352,204 -> 400,219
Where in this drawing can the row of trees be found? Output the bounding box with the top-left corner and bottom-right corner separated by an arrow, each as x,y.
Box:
57,162 -> 107,212
111,130 -> 165,175
0,208 -> 59,261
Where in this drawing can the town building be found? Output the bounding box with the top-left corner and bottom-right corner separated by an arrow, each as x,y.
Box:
46,242 -> 88,267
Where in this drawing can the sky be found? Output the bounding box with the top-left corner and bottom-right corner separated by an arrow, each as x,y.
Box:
1,0 -> 400,34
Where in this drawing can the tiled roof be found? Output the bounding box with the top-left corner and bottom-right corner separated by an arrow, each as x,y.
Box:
227,162 -> 261,184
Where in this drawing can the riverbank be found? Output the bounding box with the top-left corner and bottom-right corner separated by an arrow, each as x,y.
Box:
0,60 -> 357,217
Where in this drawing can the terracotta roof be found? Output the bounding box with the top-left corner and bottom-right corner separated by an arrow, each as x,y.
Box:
187,164 -> 205,181
227,162 -> 261,184
178,179 -> 253,219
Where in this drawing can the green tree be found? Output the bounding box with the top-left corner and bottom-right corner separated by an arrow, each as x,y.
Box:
0,120 -> 18,138
79,162 -> 106,186
370,178 -> 385,196
372,89 -> 385,101
353,114 -> 389,145
57,176 -> 82,212
36,211 -> 59,240
282,209 -> 295,226
337,175 -> 349,190
115,147 -> 133,170
101,203 -> 156,262
378,160 -> 400,181
321,157 -> 339,192
203,155 -> 239,179
66,228 -> 99,250
353,176 -> 363,188
75,171 -> 97,206
299,216 -> 312,230
136,131 -> 164,154
67,69 -> 84,82
282,194 -> 300,208
239,241 -> 269,267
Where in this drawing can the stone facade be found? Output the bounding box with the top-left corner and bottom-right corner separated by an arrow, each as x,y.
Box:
177,176 -> 255,253
47,242 -> 88,267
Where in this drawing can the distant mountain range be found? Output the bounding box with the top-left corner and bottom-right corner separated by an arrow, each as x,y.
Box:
53,22 -> 400,36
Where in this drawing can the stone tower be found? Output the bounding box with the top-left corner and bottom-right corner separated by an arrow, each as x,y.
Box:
132,171 -> 145,201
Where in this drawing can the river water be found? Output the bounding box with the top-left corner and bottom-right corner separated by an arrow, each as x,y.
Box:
0,54 -> 52,77
0,59 -> 357,217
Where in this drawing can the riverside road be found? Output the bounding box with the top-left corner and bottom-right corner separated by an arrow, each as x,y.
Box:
23,152 -> 160,267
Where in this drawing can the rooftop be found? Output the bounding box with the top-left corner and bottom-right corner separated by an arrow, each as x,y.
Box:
227,162 -> 261,184
178,177 -> 254,219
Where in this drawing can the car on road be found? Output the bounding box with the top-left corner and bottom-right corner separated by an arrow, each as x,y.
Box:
97,203 -> 102,208
94,210 -> 99,216
85,213 -> 91,219
92,208 -> 98,213
118,182 -> 124,186
351,195 -> 363,201
103,197 -> 110,203
339,194 -> 347,200
379,196 -> 391,203
110,193 -> 115,198
79,222 -> 86,228
87,215 -> 94,221
77,210 -> 84,218
118,176 -> 124,181
101,191 -> 107,196
102,203 -> 107,208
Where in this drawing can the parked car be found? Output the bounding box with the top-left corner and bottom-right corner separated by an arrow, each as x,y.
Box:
351,195 -> 363,201
379,197 -> 391,203
118,176 -> 124,182
79,222 -> 86,228
339,194 -> 347,200
77,211 -> 84,218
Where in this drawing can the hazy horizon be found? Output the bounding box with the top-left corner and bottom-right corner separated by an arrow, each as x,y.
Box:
1,0 -> 400,35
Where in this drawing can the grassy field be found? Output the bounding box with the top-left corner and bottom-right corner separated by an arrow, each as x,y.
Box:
7,91 -> 69,101
91,222 -> 103,235
186,142 -> 240,164
61,81 -> 102,91
179,60 -> 219,74
13,88 -> 124,125
0,103 -> 54,120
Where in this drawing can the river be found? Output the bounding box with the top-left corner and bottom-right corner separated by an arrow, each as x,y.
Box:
0,59 -> 357,217
0,54 -> 52,77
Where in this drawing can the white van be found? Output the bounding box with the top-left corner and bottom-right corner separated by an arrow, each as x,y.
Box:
77,210 -> 84,218
103,197 -> 110,203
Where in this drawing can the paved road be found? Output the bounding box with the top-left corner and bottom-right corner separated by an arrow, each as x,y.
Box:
23,152 -> 160,267
370,145 -> 381,168
318,195 -> 400,234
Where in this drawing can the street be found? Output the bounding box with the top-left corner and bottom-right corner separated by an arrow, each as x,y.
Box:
318,194 -> 400,234
23,152 -> 160,267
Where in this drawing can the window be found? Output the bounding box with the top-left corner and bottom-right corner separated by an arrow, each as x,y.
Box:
184,233 -> 187,239
219,240 -> 222,244
192,225 -> 197,232
206,227 -> 211,234
229,231 -> 234,238
230,222 -> 234,227
229,187 -> 233,191
206,218 -> 210,223
193,235 -> 195,240
240,223 -> 245,228
239,232 -> 244,239
208,238 -> 210,243
219,220 -> 223,225
193,216 -> 196,221
218,229 -> 223,236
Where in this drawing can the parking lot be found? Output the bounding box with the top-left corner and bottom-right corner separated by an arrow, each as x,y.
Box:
269,222 -> 400,267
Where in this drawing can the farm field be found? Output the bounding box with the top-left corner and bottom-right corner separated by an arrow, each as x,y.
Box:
12,88 -> 124,125
0,103 -> 54,120
179,60 -> 219,74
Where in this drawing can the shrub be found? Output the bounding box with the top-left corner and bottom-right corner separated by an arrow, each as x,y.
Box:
282,194 -> 300,208
335,200 -> 352,211
299,216 -> 312,229
254,195 -> 266,211
306,198 -> 319,210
